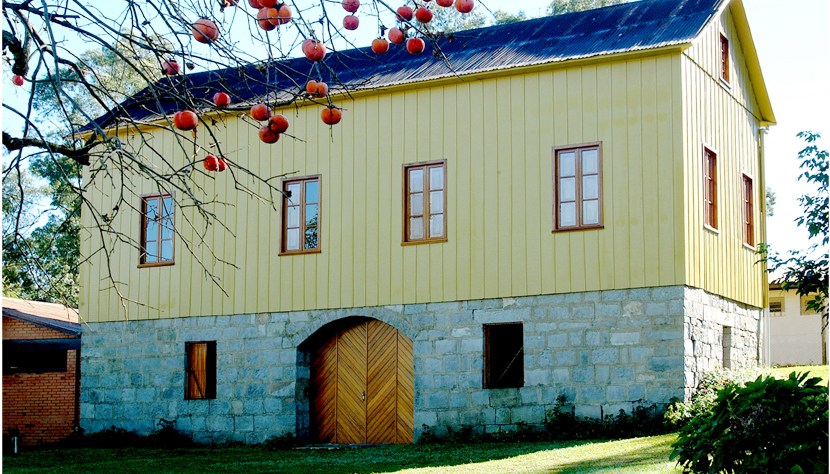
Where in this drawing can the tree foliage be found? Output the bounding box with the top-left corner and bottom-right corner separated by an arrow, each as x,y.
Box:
548,0 -> 631,15
765,131 -> 829,320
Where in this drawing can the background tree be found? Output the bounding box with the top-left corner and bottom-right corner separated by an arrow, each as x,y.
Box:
765,131 -> 828,321
548,0 -> 631,15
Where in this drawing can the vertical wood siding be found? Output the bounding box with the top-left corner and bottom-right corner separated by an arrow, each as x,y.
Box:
681,9 -> 766,308
82,53 -> 691,322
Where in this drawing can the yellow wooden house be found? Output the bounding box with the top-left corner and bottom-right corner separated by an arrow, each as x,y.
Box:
79,0 -> 774,444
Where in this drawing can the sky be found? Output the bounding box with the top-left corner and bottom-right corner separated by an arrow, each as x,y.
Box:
3,0 -> 829,262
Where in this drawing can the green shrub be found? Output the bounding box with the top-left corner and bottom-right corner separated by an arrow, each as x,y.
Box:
671,372 -> 829,473
664,368 -> 757,427
544,395 -> 670,440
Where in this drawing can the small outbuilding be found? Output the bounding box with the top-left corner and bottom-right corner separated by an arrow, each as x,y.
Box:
3,298 -> 82,447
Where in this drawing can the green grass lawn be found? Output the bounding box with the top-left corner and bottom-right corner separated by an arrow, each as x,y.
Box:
763,364 -> 828,385
3,434 -> 680,474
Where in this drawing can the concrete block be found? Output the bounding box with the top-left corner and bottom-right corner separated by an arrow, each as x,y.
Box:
591,348 -> 619,364
610,332 -> 640,345
572,367 -> 594,383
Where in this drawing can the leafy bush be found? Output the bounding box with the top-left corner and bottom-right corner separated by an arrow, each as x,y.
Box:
545,395 -> 669,441
671,372 -> 829,473
63,420 -> 194,449
664,368 -> 758,427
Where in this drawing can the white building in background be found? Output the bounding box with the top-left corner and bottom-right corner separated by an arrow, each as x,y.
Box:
768,284 -> 827,366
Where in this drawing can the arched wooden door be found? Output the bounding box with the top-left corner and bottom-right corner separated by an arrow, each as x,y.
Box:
310,318 -> 414,444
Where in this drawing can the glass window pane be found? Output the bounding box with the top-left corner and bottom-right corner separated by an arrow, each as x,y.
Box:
305,204 -> 318,226
287,183 -> 301,205
287,228 -> 300,250
162,196 -> 173,216
582,175 -> 599,200
145,241 -> 158,262
582,149 -> 598,174
146,199 -> 158,220
559,152 -> 576,177
304,227 -> 318,250
161,220 -> 174,240
429,214 -> 444,238
410,193 -> 423,216
559,202 -> 576,227
409,169 -> 423,193
429,166 -> 444,190
161,239 -> 173,261
146,220 -> 158,243
430,191 -> 443,214
559,177 -> 576,202
305,180 -> 319,204
583,200 -> 599,225
287,205 -> 300,228
409,218 -> 424,240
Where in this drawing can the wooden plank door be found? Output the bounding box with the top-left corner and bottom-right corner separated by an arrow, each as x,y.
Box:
310,319 -> 413,444
335,323 -> 367,444
310,336 -> 338,442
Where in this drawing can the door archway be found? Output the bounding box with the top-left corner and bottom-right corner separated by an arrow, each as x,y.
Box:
308,317 -> 413,444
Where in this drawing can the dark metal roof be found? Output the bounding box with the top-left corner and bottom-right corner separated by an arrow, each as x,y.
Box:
89,0 -> 724,129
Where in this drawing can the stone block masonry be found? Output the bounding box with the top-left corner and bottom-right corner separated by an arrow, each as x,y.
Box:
80,286 -> 762,443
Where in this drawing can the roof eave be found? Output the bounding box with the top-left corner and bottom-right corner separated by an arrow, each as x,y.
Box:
95,43 -> 691,136
729,0 -> 776,125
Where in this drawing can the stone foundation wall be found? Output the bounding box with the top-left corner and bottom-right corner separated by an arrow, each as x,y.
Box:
80,285 -> 760,443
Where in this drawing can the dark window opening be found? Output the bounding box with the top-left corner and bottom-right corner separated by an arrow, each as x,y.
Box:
483,323 -> 524,389
185,341 -> 216,399
3,348 -> 67,373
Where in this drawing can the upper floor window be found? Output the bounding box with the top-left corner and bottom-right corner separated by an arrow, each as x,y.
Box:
185,341 -> 216,400
140,194 -> 174,266
553,144 -> 602,231
703,148 -> 718,230
282,176 -> 320,254
404,161 -> 446,243
742,174 -> 754,247
720,33 -> 730,83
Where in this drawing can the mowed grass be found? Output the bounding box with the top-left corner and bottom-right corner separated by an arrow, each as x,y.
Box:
4,434 -> 680,474
763,364 -> 828,385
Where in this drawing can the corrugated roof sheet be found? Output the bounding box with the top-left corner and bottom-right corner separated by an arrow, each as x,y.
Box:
89,0 -> 724,128
2,297 -> 81,336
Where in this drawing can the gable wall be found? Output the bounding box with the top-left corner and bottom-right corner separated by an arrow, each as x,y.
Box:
81,53 -> 686,322
681,6 -> 766,308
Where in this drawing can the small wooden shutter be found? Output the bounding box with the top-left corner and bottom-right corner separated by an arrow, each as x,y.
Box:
186,341 -> 216,399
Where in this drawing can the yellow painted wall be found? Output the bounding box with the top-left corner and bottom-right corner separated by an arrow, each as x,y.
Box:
82,51 -> 698,322
681,6 -> 766,308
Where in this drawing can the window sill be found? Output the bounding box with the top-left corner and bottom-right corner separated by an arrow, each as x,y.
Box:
138,261 -> 175,268
743,242 -> 756,251
720,77 -> 731,89
703,224 -> 720,235
279,249 -> 322,256
552,224 -> 604,233
401,238 -> 448,246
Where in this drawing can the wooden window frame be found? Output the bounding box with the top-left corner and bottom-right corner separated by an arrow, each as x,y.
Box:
185,341 -> 216,400
720,33 -> 730,84
703,147 -> 718,231
483,322 -> 524,389
280,175 -> 322,255
742,173 -> 755,247
139,193 -> 175,267
553,142 -> 603,232
402,160 -> 447,245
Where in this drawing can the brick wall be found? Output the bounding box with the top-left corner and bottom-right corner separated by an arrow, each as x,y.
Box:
3,317 -> 80,446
